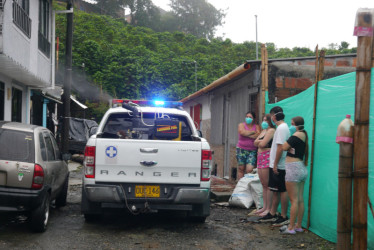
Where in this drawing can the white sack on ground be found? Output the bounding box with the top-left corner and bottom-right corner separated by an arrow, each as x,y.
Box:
248,174 -> 263,209
229,174 -> 256,209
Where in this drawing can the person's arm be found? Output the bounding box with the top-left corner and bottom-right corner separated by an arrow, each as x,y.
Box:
238,123 -> 255,137
258,128 -> 275,148
273,144 -> 283,174
248,124 -> 261,139
254,133 -> 263,146
282,141 -> 291,151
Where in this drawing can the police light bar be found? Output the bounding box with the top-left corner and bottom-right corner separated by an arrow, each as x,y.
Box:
112,99 -> 183,108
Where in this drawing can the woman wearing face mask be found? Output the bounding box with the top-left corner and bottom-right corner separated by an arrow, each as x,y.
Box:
254,114 -> 276,216
280,116 -> 309,234
236,111 -> 260,180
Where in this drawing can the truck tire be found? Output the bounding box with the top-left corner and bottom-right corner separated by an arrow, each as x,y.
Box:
81,186 -> 101,222
187,199 -> 210,223
55,175 -> 69,207
30,193 -> 50,232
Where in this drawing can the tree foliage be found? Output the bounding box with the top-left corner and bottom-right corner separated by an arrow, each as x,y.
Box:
169,0 -> 225,39
54,2 -> 356,121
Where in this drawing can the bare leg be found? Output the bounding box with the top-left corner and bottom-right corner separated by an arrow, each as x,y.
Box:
286,182 -> 297,230
237,165 -> 245,180
296,181 -> 305,229
280,191 -> 289,218
246,164 -> 254,174
257,168 -> 270,214
270,191 -> 280,215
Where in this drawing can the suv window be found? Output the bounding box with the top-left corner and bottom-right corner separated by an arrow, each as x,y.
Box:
50,132 -> 61,160
39,132 -> 47,161
101,112 -> 193,141
43,132 -> 55,161
0,129 -> 35,162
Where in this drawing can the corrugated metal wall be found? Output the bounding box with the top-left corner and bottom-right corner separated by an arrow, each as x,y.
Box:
210,70 -> 257,177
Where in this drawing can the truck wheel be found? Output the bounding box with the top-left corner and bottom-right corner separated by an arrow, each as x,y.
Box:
189,216 -> 207,223
84,213 -> 100,222
30,193 -> 50,232
187,199 -> 210,223
55,175 -> 69,207
81,186 -> 101,222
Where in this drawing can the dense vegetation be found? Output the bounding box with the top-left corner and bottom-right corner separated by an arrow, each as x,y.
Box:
54,1 -> 356,120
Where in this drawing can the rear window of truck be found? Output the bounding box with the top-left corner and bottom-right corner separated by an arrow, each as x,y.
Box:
100,112 -> 193,141
0,129 -> 35,162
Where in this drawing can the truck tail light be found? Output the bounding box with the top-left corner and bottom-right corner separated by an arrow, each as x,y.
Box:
201,150 -> 212,181
32,164 -> 44,189
84,146 -> 96,178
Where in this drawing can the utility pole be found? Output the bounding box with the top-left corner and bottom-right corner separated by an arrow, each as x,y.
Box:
255,15 -> 258,60
194,60 -> 197,92
61,0 -> 74,156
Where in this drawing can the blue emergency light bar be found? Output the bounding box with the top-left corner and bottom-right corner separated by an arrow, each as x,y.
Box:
112,99 -> 183,108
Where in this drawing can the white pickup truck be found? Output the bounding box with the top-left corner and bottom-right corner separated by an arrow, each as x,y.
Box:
81,100 -> 212,222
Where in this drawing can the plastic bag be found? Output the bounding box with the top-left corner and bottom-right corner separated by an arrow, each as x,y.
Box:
229,174 -> 255,208
248,174 -> 263,209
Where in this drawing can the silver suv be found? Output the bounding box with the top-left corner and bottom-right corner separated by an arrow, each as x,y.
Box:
0,122 -> 69,232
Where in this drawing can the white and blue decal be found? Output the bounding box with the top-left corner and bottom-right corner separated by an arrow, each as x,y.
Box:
105,146 -> 118,158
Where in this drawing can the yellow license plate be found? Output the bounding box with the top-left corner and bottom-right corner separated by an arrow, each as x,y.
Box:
135,185 -> 160,198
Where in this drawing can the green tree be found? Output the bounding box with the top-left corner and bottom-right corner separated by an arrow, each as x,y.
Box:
169,0 -> 225,39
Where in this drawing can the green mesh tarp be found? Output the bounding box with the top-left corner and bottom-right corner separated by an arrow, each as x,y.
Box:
266,70 -> 374,248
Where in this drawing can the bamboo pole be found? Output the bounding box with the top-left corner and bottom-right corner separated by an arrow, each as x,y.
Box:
336,115 -> 354,250
261,45 -> 266,120
307,49 -> 325,229
352,10 -> 373,250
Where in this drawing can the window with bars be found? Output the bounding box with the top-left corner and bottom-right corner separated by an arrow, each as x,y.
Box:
12,0 -> 31,38
38,0 -> 50,57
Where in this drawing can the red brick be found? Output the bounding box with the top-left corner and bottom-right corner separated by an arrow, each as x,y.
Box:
306,61 -> 316,66
352,58 -> 357,68
276,88 -> 292,101
296,78 -> 313,89
275,77 -> 284,88
324,60 -> 334,66
336,60 -> 350,67
285,77 -> 296,88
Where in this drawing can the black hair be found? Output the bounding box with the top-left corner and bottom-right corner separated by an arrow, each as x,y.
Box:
270,106 -> 285,121
246,111 -> 256,119
265,114 -> 275,129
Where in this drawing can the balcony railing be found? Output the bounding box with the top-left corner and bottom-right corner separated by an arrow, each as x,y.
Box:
38,31 -> 50,58
12,0 -> 31,38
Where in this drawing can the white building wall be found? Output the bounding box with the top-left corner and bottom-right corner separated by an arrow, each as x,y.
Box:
2,0 -> 52,84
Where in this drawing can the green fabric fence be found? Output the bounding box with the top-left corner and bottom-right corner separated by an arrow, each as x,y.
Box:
265,70 -> 373,248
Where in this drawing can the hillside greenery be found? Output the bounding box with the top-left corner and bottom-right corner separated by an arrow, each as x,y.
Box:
54,2 -> 356,120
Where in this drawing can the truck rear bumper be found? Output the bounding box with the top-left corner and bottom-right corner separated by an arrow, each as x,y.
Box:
84,184 -> 210,204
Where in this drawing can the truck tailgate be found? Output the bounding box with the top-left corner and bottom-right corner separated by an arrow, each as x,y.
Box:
94,139 -> 202,184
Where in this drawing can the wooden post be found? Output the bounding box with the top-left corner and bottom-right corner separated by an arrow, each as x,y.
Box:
352,10 -> 373,250
307,49 -> 325,229
336,115 -> 354,250
261,44 -> 266,120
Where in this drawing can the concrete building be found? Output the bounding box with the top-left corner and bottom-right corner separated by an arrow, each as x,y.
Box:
0,0 -> 60,132
181,54 -> 356,180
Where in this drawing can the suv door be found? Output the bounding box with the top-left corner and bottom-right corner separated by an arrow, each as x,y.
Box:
42,131 -> 62,198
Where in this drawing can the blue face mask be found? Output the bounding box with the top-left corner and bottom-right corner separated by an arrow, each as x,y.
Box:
261,121 -> 269,129
289,125 -> 297,134
245,117 -> 253,124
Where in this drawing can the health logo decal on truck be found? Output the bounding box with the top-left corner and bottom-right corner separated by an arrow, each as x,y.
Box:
81,100 -> 212,222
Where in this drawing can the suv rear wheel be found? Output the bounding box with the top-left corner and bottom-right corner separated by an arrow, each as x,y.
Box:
30,193 -> 50,232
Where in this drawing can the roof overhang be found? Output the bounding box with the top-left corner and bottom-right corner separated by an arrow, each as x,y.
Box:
71,95 -> 87,109
180,62 -> 251,103
0,54 -> 50,88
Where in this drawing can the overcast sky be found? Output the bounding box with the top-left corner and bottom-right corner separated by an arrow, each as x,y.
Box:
152,0 -> 374,49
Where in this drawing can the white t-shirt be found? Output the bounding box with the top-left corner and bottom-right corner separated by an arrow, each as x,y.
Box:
269,122 -> 290,170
